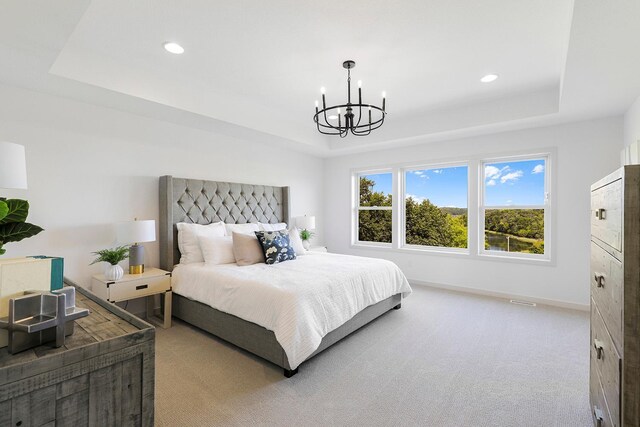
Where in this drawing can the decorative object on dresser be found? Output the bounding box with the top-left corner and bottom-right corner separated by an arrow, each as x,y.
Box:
116,219 -> 157,274
91,267 -> 172,328
0,286 -> 89,354
0,142 -> 44,256
0,256 -> 64,348
590,165 -> 640,427
296,215 -> 316,250
90,245 -> 129,281
0,280 -> 155,426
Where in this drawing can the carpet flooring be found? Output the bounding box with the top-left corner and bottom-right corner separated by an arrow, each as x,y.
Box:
155,285 -> 592,426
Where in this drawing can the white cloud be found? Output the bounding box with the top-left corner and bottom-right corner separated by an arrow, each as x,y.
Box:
486,179 -> 496,186
484,165 -> 501,179
406,194 -> 427,203
532,164 -> 544,174
500,170 -> 523,184
432,169 -> 443,174
506,200 -> 513,205
484,165 -> 510,181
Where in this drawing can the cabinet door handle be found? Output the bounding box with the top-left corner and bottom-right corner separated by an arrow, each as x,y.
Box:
136,284 -> 148,290
595,208 -> 606,220
593,273 -> 605,288
593,406 -> 604,426
593,339 -> 604,360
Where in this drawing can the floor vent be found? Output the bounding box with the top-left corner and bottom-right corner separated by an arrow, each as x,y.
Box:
510,299 -> 537,307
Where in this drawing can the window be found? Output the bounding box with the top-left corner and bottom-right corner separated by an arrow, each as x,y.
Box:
404,165 -> 468,249
351,151 -> 552,263
356,172 -> 393,244
481,157 -> 548,257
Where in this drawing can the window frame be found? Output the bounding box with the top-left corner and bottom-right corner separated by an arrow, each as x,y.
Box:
400,162 -> 471,254
350,149 -> 554,265
479,153 -> 551,261
352,169 -> 394,248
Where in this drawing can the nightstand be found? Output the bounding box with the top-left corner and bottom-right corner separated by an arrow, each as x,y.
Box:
91,267 -> 172,328
308,246 -> 328,253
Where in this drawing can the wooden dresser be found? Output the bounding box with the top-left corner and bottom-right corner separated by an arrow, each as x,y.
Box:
0,281 -> 155,427
590,165 -> 640,426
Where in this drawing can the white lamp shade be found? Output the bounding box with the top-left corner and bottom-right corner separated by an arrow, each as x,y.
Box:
296,215 -> 316,230
116,220 -> 156,244
0,142 -> 28,189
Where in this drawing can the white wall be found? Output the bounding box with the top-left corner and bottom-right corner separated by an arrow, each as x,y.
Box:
624,94 -> 640,148
324,118 -> 623,308
0,84 -> 323,287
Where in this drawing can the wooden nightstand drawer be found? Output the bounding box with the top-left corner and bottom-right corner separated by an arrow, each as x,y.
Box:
91,267 -> 173,328
108,274 -> 170,302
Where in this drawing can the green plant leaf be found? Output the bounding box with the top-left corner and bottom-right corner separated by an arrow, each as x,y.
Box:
0,247 -> 5,256
0,222 -> 44,244
0,199 -> 29,224
0,201 -> 8,223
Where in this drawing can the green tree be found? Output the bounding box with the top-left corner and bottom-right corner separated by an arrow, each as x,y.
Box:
359,177 -> 392,243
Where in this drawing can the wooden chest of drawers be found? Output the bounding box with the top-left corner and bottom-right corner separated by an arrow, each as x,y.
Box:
590,166 -> 640,426
0,281 -> 155,426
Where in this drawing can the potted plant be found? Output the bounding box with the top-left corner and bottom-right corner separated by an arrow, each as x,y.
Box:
90,246 -> 129,281
0,198 -> 44,256
299,229 -> 315,250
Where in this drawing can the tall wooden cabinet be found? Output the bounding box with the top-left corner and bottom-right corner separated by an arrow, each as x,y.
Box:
590,166 -> 640,426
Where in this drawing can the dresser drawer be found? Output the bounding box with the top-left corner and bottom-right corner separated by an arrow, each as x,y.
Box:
590,241 -> 623,351
591,369 -> 615,427
591,178 -> 622,252
591,303 -> 621,426
107,274 -> 171,302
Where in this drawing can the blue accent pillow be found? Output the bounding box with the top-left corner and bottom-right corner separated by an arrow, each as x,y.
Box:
254,230 -> 297,264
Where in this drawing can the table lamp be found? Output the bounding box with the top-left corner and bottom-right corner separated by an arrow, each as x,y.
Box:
116,219 -> 156,274
0,142 -> 28,189
296,215 -> 316,250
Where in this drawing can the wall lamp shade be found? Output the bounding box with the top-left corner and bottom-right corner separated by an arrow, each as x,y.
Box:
0,142 -> 28,189
296,216 -> 316,230
116,219 -> 156,274
115,220 -> 156,244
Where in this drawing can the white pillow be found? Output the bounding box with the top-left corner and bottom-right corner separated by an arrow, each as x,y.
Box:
224,223 -> 260,236
259,222 -> 287,232
177,221 -> 226,264
232,232 -> 265,266
199,235 -> 236,265
289,227 -> 306,255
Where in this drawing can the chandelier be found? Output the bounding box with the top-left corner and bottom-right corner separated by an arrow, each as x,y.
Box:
313,60 -> 386,138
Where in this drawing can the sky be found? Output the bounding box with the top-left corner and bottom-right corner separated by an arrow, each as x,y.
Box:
362,159 -> 545,208
405,166 -> 468,207
484,159 -> 545,206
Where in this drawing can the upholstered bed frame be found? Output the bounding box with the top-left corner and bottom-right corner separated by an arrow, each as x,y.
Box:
159,175 -> 401,377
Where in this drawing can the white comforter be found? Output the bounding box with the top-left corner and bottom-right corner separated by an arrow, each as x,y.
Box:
172,252 -> 412,369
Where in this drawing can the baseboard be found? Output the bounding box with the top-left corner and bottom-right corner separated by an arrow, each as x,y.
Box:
408,279 -> 589,312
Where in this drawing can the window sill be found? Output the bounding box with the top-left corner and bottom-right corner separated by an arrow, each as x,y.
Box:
350,244 -> 555,266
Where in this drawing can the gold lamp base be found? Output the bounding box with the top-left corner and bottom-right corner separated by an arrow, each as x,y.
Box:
129,264 -> 144,274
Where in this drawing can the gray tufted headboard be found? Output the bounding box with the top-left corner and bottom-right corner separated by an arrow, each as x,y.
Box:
159,175 -> 290,271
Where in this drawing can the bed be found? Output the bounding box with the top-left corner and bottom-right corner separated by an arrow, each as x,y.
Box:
159,175 -> 411,377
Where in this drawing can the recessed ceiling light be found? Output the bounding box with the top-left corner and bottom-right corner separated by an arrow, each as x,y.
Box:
163,42 -> 184,54
480,74 -> 498,83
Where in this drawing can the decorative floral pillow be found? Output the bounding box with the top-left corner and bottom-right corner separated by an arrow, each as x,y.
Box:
254,230 -> 297,264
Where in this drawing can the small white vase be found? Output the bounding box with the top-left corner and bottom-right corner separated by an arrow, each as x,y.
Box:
104,264 -> 124,281
302,239 -> 311,250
